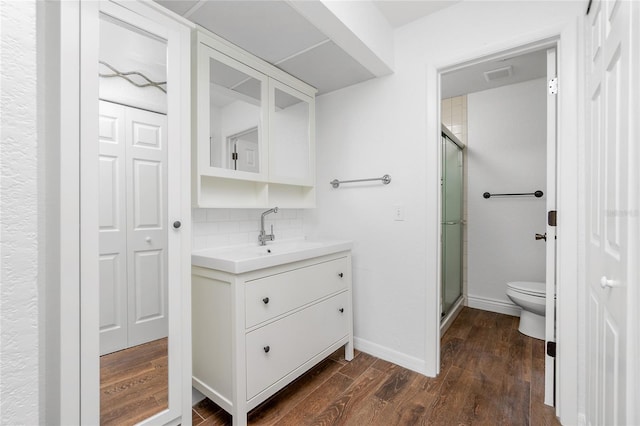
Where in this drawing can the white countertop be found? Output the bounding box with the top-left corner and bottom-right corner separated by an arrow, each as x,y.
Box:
191,239 -> 353,273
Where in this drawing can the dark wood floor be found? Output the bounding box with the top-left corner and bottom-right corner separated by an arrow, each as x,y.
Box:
193,308 -> 560,426
99,309 -> 560,425
100,338 -> 168,425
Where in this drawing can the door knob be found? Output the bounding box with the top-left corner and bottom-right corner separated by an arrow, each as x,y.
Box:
263,346 -> 270,353
173,221 -> 181,229
600,276 -> 620,289
262,297 -> 269,304
535,233 -> 546,241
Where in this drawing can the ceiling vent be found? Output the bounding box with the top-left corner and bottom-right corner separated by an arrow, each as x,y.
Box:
483,65 -> 513,82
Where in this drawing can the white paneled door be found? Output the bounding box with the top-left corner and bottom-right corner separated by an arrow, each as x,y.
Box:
235,138 -> 260,173
99,101 -> 168,355
585,1 -> 635,424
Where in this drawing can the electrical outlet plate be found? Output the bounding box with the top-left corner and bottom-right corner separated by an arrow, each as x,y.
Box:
394,205 -> 405,221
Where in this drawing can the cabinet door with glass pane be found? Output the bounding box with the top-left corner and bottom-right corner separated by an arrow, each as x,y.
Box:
196,43 -> 269,181
268,79 -> 315,187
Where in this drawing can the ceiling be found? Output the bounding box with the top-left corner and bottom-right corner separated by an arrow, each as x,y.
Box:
372,0 -> 462,28
154,1 -> 543,97
155,0 -> 461,95
441,49 -> 548,99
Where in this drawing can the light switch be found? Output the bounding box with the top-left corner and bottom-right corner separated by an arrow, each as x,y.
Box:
394,205 -> 405,221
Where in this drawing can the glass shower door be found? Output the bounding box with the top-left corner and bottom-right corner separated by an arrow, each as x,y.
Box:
441,134 -> 463,318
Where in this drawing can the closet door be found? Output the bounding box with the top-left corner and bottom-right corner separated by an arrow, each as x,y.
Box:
98,101 -> 128,355
98,101 -> 168,355
126,107 -> 169,348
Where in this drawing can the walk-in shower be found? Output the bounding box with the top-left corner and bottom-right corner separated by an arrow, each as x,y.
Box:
441,126 -> 464,322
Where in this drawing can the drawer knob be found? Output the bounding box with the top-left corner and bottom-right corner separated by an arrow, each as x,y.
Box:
339,308 -> 344,313
263,346 -> 270,353
263,297 -> 269,304
338,273 -> 344,278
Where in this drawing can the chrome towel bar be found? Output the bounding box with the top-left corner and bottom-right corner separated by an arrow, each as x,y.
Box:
330,174 -> 391,188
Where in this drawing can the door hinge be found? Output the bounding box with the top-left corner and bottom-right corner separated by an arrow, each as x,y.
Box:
548,210 -> 557,226
547,341 -> 556,357
231,152 -> 238,161
548,78 -> 558,95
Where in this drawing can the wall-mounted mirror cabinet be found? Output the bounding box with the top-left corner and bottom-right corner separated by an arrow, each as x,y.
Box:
194,30 -> 316,208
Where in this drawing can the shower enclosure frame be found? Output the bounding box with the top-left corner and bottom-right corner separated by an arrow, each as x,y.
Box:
440,125 -> 465,329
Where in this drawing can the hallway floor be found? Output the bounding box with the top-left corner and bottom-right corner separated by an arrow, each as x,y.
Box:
192,307 -> 560,425
100,338 -> 168,425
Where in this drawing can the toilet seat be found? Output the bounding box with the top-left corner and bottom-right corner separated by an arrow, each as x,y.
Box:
507,281 -> 545,297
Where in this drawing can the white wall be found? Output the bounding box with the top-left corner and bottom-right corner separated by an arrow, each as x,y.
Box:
305,69 -> 432,372
0,1 -> 40,423
304,1 -> 581,376
467,78 -> 547,312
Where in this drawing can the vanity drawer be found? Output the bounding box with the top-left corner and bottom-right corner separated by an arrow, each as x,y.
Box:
245,291 -> 349,400
245,257 -> 348,328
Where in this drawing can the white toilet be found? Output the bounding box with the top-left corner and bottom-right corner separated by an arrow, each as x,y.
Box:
506,281 -> 546,340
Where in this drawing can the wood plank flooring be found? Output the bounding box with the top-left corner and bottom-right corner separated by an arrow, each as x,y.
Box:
99,309 -> 560,425
192,308 -> 560,426
100,338 -> 168,425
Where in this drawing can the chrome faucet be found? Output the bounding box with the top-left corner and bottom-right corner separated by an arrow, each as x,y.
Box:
258,207 -> 278,246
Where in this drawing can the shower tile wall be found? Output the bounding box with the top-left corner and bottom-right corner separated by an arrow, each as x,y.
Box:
191,208 -> 305,250
441,96 -> 468,300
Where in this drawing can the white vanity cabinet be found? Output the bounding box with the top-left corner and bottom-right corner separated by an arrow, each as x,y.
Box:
193,29 -> 316,208
192,250 -> 354,425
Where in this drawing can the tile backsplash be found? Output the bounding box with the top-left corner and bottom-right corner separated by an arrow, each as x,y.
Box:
191,208 -> 306,250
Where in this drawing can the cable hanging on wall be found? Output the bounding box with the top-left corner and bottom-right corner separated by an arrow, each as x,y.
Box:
98,60 -> 167,93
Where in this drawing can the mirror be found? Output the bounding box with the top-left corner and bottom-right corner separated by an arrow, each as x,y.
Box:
209,56 -> 262,173
226,126 -> 259,172
271,85 -> 310,181
98,12 -> 169,425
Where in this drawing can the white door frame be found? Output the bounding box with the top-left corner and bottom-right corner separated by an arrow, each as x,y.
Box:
545,47 -> 558,407
429,21 -> 581,425
55,0 -> 194,424
630,5 -> 640,423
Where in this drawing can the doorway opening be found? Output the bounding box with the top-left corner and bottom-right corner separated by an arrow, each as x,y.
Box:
438,40 -> 558,407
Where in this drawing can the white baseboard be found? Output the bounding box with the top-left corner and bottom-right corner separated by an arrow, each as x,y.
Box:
192,387 -> 206,405
467,295 -> 521,317
354,337 -> 428,376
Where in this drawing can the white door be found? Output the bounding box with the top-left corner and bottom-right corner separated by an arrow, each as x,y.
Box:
585,1 -> 634,424
125,106 -> 168,347
98,102 -> 128,355
98,100 -> 168,355
235,137 -> 260,173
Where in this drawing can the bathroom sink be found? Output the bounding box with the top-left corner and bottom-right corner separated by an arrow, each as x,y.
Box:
192,239 -> 353,273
